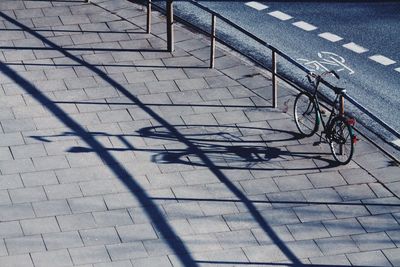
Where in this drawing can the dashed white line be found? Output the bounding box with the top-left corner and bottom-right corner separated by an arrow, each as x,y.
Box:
342,42 -> 368,54
245,1 -> 268,11
244,7 -> 397,74
369,55 -> 396,66
392,139 -> 400,147
268,11 -> 293,21
292,21 -> 317,31
318,32 -> 343,42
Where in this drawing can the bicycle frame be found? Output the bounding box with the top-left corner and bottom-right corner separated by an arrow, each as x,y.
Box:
294,70 -> 356,164
310,76 -> 342,140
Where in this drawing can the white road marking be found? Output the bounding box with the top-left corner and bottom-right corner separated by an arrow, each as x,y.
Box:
318,32 -> 343,42
268,11 -> 293,21
342,42 -> 368,54
369,55 -> 396,66
392,139 -> 400,147
245,1 -> 268,11
292,21 -> 317,31
395,67 -> 400,73
298,52 -> 355,75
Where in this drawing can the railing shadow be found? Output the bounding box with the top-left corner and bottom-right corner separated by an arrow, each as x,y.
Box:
0,3 -> 345,266
1,62 -> 201,265
0,10 -> 199,267
4,62 -> 209,69
51,101 -> 270,109
195,260 -> 379,267
153,0 -> 397,2
27,0 -> 84,2
0,28 -> 144,34
148,197 -> 400,208
0,46 -> 167,53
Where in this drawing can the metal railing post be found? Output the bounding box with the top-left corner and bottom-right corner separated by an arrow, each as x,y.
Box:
146,0 -> 152,34
272,50 -> 278,108
167,0 -> 174,52
210,15 -> 216,68
339,95 -> 345,154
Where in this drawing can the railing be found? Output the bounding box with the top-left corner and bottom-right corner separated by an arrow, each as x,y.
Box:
148,0 -> 400,144
84,0 -> 400,156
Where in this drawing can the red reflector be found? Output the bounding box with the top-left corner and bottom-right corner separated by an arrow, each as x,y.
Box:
352,135 -> 358,144
347,118 -> 356,126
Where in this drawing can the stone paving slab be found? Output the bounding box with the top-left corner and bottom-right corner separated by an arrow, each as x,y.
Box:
0,0 -> 399,266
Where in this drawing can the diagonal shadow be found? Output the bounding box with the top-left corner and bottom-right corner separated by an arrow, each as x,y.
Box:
0,58 -> 200,266
0,7 -> 306,266
0,18 -> 198,267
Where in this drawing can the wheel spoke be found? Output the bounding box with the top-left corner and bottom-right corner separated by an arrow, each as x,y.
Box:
329,117 -> 354,164
294,93 -> 317,137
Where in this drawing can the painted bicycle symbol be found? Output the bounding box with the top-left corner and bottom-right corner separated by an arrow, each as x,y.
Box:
298,52 -> 355,75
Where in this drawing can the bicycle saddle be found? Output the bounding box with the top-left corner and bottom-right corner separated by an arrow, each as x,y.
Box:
333,86 -> 346,94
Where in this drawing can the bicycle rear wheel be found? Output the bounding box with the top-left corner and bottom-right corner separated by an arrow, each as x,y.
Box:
329,116 -> 354,164
294,92 -> 318,136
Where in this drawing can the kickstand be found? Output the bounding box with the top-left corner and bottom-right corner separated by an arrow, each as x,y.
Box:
313,132 -> 324,146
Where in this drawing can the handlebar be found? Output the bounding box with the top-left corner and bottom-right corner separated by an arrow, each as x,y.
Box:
306,70 -> 345,95
307,70 -> 340,82
330,70 -> 340,79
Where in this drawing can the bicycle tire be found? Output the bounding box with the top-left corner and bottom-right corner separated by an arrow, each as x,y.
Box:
294,92 -> 318,137
329,116 -> 354,164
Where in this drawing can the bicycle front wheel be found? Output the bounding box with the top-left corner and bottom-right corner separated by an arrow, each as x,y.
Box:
329,116 -> 354,164
294,92 -> 318,136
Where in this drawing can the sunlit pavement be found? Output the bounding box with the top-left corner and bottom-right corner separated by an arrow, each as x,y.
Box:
0,0 -> 399,266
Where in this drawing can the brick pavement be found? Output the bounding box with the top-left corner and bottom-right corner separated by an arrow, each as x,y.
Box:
0,0 -> 399,266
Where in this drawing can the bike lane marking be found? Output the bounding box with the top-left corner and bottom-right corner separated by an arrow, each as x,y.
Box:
292,21 -> 317,31
297,52 -> 355,75
369,55 -> 396,66
318,32 -> 343,42
342,42 -> 369,54
245,1 -> 268,11
242,3 -> 400,75
268,11 -> 293,21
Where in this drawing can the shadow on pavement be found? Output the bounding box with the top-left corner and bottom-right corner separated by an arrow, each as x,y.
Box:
0,10 -> 198,267
0,3 -> 341,265
31,123 -> 341,172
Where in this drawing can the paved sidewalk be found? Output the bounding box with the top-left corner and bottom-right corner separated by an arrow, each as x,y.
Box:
0,0 -> 399,266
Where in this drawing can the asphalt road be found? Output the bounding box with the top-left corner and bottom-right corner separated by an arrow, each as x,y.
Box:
170,1 -> 400,147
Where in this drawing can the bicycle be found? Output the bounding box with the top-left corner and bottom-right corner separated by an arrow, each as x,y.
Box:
293,70 -> 357,164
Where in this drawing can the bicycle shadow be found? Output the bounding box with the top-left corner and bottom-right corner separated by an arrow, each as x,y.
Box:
0,3 -> 345,266
140,124 -> 341,169
32,124 -> 342,172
